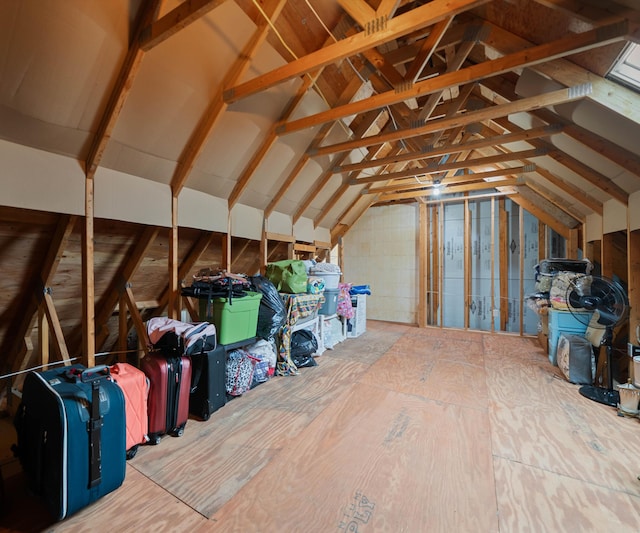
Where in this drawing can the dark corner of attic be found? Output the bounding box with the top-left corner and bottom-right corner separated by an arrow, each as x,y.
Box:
3,257 -> 371,524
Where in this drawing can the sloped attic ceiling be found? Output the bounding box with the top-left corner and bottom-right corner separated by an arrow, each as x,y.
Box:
0,0 -> 639,239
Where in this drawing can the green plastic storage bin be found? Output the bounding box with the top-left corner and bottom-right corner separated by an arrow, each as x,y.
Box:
200,291 -> 263,345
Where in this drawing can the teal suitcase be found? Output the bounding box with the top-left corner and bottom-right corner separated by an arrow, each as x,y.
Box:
13,364 -> 126,520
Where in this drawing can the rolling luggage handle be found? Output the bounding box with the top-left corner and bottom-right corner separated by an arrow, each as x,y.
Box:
66,365 -> 110,488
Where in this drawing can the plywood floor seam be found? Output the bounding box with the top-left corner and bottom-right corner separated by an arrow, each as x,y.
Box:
1,322 -> 639,532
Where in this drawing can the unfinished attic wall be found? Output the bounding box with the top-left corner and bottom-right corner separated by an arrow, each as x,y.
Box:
343,199 -> 546,334
343,204 -> 419,325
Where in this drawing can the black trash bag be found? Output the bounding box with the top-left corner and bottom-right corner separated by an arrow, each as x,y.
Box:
290,329 -> 318,368
250,275 -> 287,341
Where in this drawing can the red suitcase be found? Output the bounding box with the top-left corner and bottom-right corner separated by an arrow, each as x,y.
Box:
110,362 -> 149,458
140,354 -> 191,445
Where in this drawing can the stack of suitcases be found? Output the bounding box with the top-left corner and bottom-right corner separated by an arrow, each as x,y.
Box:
12,316 -> 229,522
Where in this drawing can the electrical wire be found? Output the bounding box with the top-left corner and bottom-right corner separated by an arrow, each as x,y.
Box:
252,0 -> 357,141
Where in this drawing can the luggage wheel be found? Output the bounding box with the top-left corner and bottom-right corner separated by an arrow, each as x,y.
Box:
150,435 -> 162,446
201,412 -> 210,422
175,427 -> 184,437
126,445 -> 139,460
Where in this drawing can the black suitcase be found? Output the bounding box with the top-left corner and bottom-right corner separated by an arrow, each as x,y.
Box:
189,344 -> 227,420
13,364 -> 126,520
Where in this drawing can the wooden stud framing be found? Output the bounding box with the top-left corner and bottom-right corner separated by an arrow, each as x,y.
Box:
567,228 -> 579,259
7,214 -> 77,379
38,306 -> 49,370
121,285 -> 151,359
490,197 -> 496,333
94,226 -> 159,350
499,198 -> 509,331
169,196 -> 179,319
538,223 -> 547,261
82,178 -> 96,368
519,205 -> 525,335
437,201 -> 444,328
464,199 -> 471,329
418,203 -> 427,328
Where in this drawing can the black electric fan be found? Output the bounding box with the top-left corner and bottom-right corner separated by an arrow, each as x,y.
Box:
566,275 -> 629,407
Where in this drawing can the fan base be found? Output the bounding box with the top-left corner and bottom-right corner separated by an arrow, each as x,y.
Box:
579,385 -> 619,407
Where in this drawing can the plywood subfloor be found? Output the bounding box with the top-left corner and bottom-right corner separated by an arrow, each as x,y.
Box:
2,322 -> 640,532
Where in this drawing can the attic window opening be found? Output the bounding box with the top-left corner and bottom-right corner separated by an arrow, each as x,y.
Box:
607,43 -> 640,94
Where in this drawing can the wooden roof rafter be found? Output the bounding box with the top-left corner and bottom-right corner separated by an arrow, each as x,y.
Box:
227,12 -> 358,210
489,116 -> 629,204
85,0 -> 163,180
507,192 -> 574,239
376,178 -> 523,202
264,59 -> 375,217
333,123 -> 562,174
139,0 -> 230,51
312,32 -> 485,225
223,0 -> 491,103
363,165 -> 537,195
278,20 -> 628,136
315,142 -> 406,228
476,17 -> 640,123
474,118 -> 604,215
289,108 -> 387,224
171,0 -> 288,196
522,178 -> 587,223
350,148 -> 549,185
227,75 -> 315,209
309,85 -> 592,158
533,107 -> 640,179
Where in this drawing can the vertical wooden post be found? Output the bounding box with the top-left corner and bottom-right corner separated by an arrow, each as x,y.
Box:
260,219 -> 268,275
168,195 -> 179,319
432,205 -> 440,327
464,199 -> 471,330
538,223 -> 546,262
628,229 -> 640,345
38,304 -> 49,370
567,228 -> 579,259
499,198 -> 509,332
437,201 -> 443,327
519,205 -> 524,335
490,197 -> 496,333
426,206 -> 433,325
82,177 -> 96,368
224,216 -> 232,272
418,203 -> 427,328
119,292 -> 128,363
602,232 -> 614,279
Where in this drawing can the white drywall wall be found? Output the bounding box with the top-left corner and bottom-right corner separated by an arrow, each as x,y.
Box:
178,188 -> 228,232
343,204 -> 419,324
0,140 -> 85,215
603,199 -> 627,234
230,203 -> 263,240
95,167 -> 171,226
